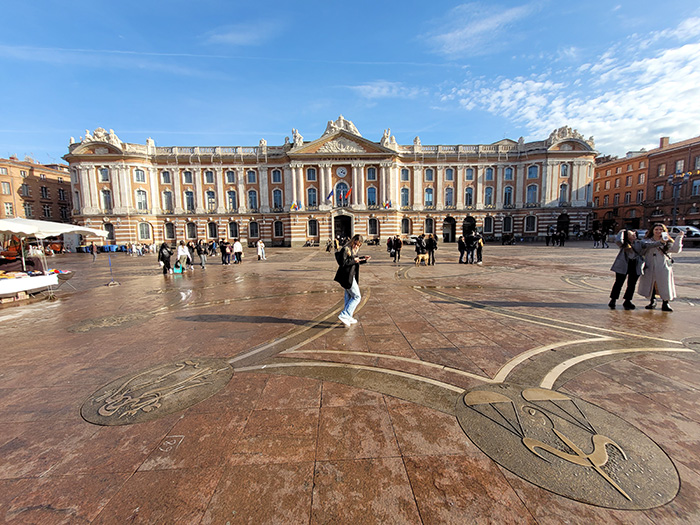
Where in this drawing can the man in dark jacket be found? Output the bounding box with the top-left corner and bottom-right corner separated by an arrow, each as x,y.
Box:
334,235 -> 370,326
195,239 -> 207,269
458,236 -> 466,263
465,232 -> 477,264
425,234 -> 438,265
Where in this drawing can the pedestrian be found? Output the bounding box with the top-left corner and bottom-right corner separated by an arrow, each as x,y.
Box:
457,235 -> 466,263
414,234 -> 427,263
393,235 -> 402,263
158,241 -> 173,275
465,231 -> 477,264
475,231 -> 484,265
256,239 -> 266,260
608,229 -> 644,310
176,240 -> 191,271
233,238 -> 243,264
196,239 -> 207,269
387,236 -> 394,259
90,241 -> 97,262
186,241 -> 195,270
593,230 -> 600,248
426,234 -> 437,265
334,234 -> 371,327
638,224 -> 684,312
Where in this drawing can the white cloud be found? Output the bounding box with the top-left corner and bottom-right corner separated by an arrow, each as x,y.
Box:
204,21 -> 283,47
349,81 -> 426,100
424,1 -> 543,58
441,19 -> 700,155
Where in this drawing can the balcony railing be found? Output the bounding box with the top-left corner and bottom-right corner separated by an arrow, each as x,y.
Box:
525,202 -> 540,208
424,205 -> 436,210
306,205 -> 319,211
249,208 -> 260,214
444,205 -> 456,210
272,206 -> 285,213
367,204 -> 380,210
400,205 -> 413,211
503,203 -> 515,209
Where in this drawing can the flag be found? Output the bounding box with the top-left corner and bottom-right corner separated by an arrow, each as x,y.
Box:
344,188 -> 352,199
326,189 -> 334,201
290,201 -> 299,211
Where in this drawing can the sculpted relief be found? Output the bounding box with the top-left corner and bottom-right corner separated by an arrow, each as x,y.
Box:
317,137 -> 366,153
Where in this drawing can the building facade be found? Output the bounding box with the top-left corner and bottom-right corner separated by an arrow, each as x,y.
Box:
593,135 -> 700,232
63,118 -> 597,246
0,156 -> 72,222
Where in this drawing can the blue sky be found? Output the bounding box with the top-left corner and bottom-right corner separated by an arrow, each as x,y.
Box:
1,0 -> 699,164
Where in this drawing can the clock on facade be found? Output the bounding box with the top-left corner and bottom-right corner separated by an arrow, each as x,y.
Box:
337,167 -> 347,177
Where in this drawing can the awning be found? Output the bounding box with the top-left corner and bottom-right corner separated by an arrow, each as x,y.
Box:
0,218 -> 108,239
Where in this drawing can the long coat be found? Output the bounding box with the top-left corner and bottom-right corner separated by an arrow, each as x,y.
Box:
637,238 -> 683,300
610,239 -> 644,275
334,245 -> 366,289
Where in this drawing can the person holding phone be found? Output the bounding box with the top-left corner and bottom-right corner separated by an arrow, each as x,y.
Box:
638,223 -> 684,311
608,229 -> 643,310
334,234 -> 371,326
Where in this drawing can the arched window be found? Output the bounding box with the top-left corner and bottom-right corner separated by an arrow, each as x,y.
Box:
249,221 -> 259,238
272,189 -> 283,209
185,191 -> 195,212
485,168 -> 494,181
183,170 -> 193,184
247,190 -> 258,210
206,190 -> 216,211
275,220 -> 285,237
465,187 -> 473,207
503,216 -> 513,233
484,216 -> 494,233
101,189 -> 112,211
526,184 -> 538,204
559,183 -> 568,204
528,165 -> 539,179
247,170 -> 256,183
425,168 -> 434,181
367,187 -> 377,206
135,190 -> 148,210
525,216 -> 537,232
138,222 -> 151,240
228,222 -> 239,238
503,186 -> 513,206
227,190 -> 237,211
425,217 -> 434,234
164,223 -> 175,239
207,222 -> 218,238
445,168 -> 454,181
368,218 -> 378,235
335,182 -> 349,207
272,169 -> 282,183
307,220 -> 317,237
445,187 -> 454,206
484,187 -> 493,206
504,167 -> 514,180
162,191 -> 173,212
401,218 -> 410,234
307,187 -> 318,207
226,170 -> 235,183
204,170 -> 214,184
465,168 -> 474,180
400,187 -> 410,207
186,222 -> 197,238
424,188 -> 434,207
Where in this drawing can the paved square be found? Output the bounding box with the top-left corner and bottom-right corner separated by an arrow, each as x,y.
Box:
1,242 -> 699,523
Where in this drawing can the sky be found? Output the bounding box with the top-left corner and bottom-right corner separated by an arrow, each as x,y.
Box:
1,0 -> 699,164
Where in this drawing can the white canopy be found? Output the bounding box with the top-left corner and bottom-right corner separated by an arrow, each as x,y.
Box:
0,218 -> 108,239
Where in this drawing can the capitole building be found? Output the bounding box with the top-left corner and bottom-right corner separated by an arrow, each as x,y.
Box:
63,116 -> 597,247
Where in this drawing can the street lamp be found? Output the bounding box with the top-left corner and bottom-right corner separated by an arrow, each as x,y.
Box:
667,170 -> 690,226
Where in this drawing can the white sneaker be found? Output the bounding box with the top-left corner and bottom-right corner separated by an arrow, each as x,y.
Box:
348,317 -> 358,324
338,314 -> 352,327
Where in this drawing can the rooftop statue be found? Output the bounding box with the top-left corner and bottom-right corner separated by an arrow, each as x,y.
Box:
323,115 -> 362,137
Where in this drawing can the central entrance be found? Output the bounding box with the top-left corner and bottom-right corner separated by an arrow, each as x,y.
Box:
334,215 -> 352,240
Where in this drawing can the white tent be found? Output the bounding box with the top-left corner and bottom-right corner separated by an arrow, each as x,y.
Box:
0,217 -> 108,239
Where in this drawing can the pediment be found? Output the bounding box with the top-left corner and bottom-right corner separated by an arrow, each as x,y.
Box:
72,142 -> 124,155
292,131 -> 393,156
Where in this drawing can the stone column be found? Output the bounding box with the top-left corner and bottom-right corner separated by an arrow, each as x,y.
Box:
148,167 -> 159,213
436,166 -> 444,208
456,166 -> 464,208
119,164 -> 132,210
259,166 -> 269,212
173,167 -> 184,213
111,165 -> 123,212
320,164 -> 330,210
388,163 -> 398,209
237,169 -> 247,213
413,166 -> 423,210
515,165 -> 525,207
296,166 -> 306,208
496,165 -> 504,208
351,164 -> 360,206
215,167 -> 225,213
194,168 -> 205,213
79,167 -> 94,213
475,166 -> 483,208
284,165 -> 293,207
379,165 -> 387,206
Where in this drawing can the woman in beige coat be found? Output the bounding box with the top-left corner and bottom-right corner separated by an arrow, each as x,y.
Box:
637,223 -> 684,312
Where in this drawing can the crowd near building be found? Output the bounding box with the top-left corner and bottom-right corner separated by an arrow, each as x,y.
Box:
3,116 -> 699,247
60,117 -> 598,247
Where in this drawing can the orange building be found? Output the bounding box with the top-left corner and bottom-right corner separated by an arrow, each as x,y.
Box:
0,156 -> 71,222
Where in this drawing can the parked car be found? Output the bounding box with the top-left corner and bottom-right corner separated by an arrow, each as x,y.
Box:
669,225 -> 700,238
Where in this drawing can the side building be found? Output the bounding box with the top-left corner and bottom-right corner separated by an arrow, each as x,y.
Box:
593,135 -> 700,233
63,118 -> 597,247
0,156 -> 72,222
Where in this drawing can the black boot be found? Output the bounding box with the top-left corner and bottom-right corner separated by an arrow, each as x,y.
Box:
645,299 -> 656,310
623,300 -> 636,310
661,301 -> 673,312
608,299 -> 616,309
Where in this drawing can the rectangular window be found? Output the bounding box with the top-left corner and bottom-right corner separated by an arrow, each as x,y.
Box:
445,168 -> 454,181
23,203 -> 33,217
20,184 -> 30,197
4,202 -> 14,216
627,164 -> 633,171
42,204 -> 51,218
639,160 -> 646,168
695,156 -> 700,170
183,171 -> 193,184
1,182 -> 10,194
658,164 -> 666,177
504,167 -> 514,180
135,169 -> 146,183
366,167 -> 376,181
21,170 -> 27,178
60,206 -> 69,220
527,166 -> 538,178
307,168 -> 317,181
485,168 -> 494,181
205,170 -> 215,184
0,167 -> 8,175
226,170 -> 236,184
41,186 -> 50,199
560,165 -> 569,177
655,185 -> 664,200
401,168 -> 409,182
99,168 -> 110,182
603,195 -> 609,206
626,176 -> 632,186
247,170 -> 256,184
424,168 -> 434,182
624,192 -> 631,204
58,188 -> 66,201
161,171 -> 171,184
615,167 -> 622,174
465,168 -> 474,181
637,189 -> 644,203
271,170 -> 281,184
675,160 -> 685,173
638,173 -> 645,184
692,180 -> 700,196
613,193 -> 620,205
605,169 -> 611,176
604,180 -> 610,190
58,177 -> 64,184
614,178 -> 620,188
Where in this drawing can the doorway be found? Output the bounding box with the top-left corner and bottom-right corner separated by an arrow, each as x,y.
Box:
334,215 -> 352,240
442,217 -> 456,242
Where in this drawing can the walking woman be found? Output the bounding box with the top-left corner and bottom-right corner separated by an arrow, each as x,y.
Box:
334,234 -> 371,326
638,223 -> 684,312
608,229 -> 644,309
158,241 -> 173,275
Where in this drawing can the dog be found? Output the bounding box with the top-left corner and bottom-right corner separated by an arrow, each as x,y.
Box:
415,253 -> 429,266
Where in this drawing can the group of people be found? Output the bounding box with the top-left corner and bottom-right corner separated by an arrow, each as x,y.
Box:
412,234 -> 439,265
156,237 -> 268,275
592,230 -> 610,248
609,223 -> 684,312
386,236 -> 403,262
545,227 -> 568,247
457,232 -> 484,265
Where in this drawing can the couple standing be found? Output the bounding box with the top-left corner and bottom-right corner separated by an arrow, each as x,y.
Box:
609,223 -> 684,312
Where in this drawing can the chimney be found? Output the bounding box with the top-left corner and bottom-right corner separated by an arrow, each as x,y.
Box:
660,137 -> 670,148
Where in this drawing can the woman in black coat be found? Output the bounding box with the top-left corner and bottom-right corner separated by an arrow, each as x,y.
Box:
334,234 -> 370,326
158,242 -> 172,275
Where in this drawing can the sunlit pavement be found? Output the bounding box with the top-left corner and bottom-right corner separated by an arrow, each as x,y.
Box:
1,241 -> 699,523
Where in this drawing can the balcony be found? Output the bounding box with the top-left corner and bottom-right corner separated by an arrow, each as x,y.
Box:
424,205 -> 436,210
465,205 -> 475,210
162,209 -> 174,215
503,204 -> 515,209
227,207 -> 238,213
400,205 -> 413,211
525,202 -> 540,208
444,205 -> 456,210
272,206 -> 285,213
249,208 -> 260,214
134,208 -> 150,214
306,205 -> 319,211
367,204 -> 380,210
558,201 -> 571,207
483,204 -> 495,209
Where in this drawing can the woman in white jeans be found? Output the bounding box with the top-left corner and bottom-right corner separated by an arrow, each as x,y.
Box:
333,234 -> 371,326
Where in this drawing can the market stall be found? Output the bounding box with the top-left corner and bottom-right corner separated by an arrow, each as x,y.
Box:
0,218 -> 108,302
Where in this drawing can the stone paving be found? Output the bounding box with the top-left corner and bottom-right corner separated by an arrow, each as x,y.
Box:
1,241 -> 699,523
